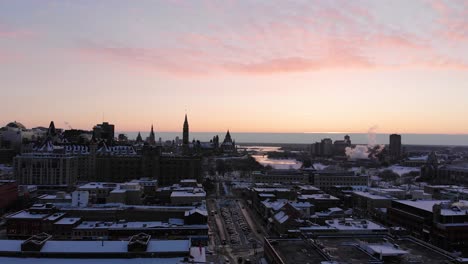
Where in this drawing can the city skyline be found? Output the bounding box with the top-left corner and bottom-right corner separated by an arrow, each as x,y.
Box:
1,0 -> 468,133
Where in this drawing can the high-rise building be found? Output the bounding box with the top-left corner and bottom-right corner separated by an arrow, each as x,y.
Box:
321,138 -> 333,157
333,135 -> 352,156
389,134 -> 402,159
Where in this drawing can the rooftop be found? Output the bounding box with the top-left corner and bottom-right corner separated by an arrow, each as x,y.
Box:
353,191 -> 393,200
78,182 -> 118,189
324,219 -> 386,231
393,199 -> 468,215
75,221 -> 207,230
6,210 -> 50,220
0,239 -> 191,255
54,217 -> 81,225
316,236 -> 456,264
298,194 -> 339,200
170,191 -> 206,198
268,239 -> 326,264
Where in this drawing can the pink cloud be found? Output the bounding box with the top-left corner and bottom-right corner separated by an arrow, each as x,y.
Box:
77,0 -> 468,76
428,0 -> 468,42
0,26 -> 35,39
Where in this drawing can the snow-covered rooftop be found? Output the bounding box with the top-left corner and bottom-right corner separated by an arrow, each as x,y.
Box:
298,194 -> 339,200
353,191 -> 393,200
54,217 -> 81,225
0,257 -> 184,264
273,211 -> 289,224
324,218 -> 387,231
364,243 -> 408,256
170,191 -> 206,198
6,210 -> 50,219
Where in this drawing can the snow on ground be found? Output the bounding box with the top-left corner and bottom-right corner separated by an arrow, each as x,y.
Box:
313,163 -> 328,170
386,165 -> 420,176
0,257 -> 184,264
253,155 -> 302,169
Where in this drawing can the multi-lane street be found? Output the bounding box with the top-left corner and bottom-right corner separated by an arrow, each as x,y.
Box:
206,177 -> 265,263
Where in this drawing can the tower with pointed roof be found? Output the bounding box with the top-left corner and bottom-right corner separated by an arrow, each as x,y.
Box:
221,130 -> 236,153
148,125 -> 156,145
136,132 -> 143,143
47,121 -> 56,138
183,114 -> 189,146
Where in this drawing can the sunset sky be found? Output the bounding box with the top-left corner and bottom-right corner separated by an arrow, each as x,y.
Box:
1,0 -> 467,134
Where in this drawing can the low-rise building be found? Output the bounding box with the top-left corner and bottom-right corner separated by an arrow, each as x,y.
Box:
300,218 -> 387,237
388,199 -> 468,255
252,170 -> 309,184
352,191 -> 394,218
170,190 -> 206,205
297,194 -> 340,211
0,180 -> 18,213
311,172 -> 368,190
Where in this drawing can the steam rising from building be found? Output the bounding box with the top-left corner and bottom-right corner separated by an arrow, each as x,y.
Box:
345,126 -> 384,160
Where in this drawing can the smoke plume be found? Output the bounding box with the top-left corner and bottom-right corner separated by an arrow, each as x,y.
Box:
345,125 -> 385,160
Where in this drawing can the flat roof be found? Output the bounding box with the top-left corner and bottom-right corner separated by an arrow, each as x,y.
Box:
325,219 -> 386,231
54,217 -> 81,225
75,221 -> 207,230
269,239 -> 326,264
316,236 -> 455,263
6,210 -> 50,220
78,182 -> 117,189
0,240 -> 22,252
42,241 -> 128,253
253,187 -> 290,192
366,244 -> 407,256
299,194 -> 339,200
45,213 -> 66,221
0,239 -> 191,254
170,191 -> 206,197
147,240 -> 190,253
394,200 -> 449,213
353,191 -> 392,200
0,257 -> 184,264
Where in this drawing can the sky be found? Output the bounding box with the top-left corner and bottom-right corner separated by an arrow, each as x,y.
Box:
0,0 -> 467,134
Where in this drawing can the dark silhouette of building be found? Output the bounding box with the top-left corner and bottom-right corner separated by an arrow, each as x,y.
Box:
389,134 -> 402,159
420,151 -> 439,182
183,114 -> 189,146
47,121 -> 56,138
333,135 -> 351,156
147,125 -> 156,145
159,155 -> 202,186
221,130 -> 236,153
63,129 -> 92,144
0,180 -> 18,214
93,122 -> 115,143
135,132 -> 143,144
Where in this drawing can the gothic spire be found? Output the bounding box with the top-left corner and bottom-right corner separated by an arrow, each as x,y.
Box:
183,114 -> 189,146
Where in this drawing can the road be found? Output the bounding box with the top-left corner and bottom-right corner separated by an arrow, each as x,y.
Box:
207,175 -> 265,263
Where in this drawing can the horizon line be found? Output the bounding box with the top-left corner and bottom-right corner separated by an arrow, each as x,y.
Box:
114,130 -> 468,136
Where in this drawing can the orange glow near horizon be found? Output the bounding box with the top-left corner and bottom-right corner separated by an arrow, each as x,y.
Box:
1,1 -> 468,135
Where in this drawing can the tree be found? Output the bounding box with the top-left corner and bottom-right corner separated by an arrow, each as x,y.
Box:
216,159 -> 227,176
302,159 -> 312,168
378,169 -> 399,182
